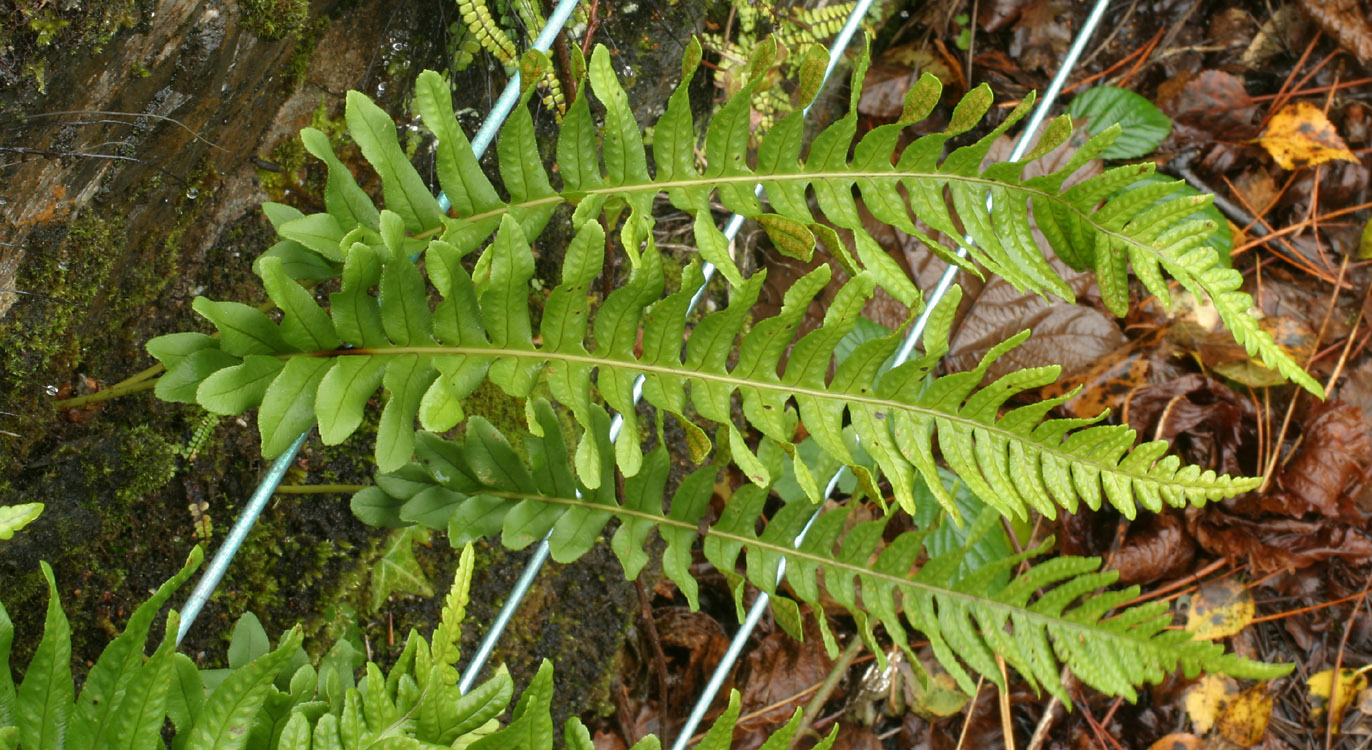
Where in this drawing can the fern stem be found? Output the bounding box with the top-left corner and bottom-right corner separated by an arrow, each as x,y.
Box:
51,376 -> 157,408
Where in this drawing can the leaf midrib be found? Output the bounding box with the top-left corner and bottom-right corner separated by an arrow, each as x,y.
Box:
287,344 -> 1250,494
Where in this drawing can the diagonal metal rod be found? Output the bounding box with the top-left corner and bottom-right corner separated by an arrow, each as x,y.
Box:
174,0 -> 584,647
457,0 -> 879,695
671,0 -> 1113,745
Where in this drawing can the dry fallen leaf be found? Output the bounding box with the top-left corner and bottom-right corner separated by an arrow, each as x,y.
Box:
1297,0 -> 1372,65
1258,101 -> 1361,170
1186,578 -> 1256,641
1185,674 -> 1239,733
1309,666 -> 1372,732
1184,675 -> 1274,746
1214,683 -> 1273,746
1270,401 -> 1372,521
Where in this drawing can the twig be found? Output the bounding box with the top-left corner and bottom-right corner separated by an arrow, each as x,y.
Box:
1260,256 -> 1351,493
1326,568 -> 1372,749
955,675 -> 986,750
636,577 -> 672,749
1025,677 -> 1068,750
997,655 -> 1015,750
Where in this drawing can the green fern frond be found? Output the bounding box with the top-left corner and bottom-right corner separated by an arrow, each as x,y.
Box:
149,206 -> 1258,519
351,407 -> 1290,704
239,37 -> 1320,396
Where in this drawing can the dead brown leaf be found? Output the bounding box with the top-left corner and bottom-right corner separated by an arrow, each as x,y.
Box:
1168,70 -> 1258,139
945,274 -> 1125,380
1268,401 -> 1372,521
655,607 -> 732,718
733,619 -> 834,745
1233,169 -> 1280,218
1189,510 -> 1372,573
1009,0 -> 1074,73
1297,0 -> 1372,64
1109,511 -> 1196,586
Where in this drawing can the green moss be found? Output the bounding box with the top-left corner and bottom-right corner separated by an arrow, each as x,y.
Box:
25,10 -> 69,47
111,425 -> 179,505
283,16 -> 328,89
240,0 -> 309,41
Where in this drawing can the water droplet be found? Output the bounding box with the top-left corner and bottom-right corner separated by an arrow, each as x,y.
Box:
44,385 -> 59,396
185,188 -> 199,199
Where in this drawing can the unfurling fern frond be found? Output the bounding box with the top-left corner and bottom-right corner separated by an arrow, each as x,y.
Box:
350,405 -> 1290,703
148,207 -> 1257,519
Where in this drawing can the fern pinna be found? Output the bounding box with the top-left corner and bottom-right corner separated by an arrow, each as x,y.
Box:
145,37 -> 1301,702
352,402 -> 1289,702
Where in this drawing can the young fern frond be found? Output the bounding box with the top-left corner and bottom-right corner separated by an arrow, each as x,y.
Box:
251,39 -> 1319,396
149,208 -> 1257,519
351,403 -> 1291,704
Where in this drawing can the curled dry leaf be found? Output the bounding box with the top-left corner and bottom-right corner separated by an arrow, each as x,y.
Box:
1009,0 -> 1074,73
654,607 -> 732,717
1108,510 -> 1196,586
1268,401 -> 1372,521
1258,101 -> 1361,170
1185,578 -> 1256,641
1189,510 -> 1372,573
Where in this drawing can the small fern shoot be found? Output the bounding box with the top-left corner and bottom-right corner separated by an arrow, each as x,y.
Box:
351,403 -> 1291,703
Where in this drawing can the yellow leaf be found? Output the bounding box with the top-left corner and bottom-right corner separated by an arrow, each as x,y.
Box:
1185,674 -> 1238,733
1359,220 -> 1372,260
1258,101 -> 1360,170
1185,578 -> 1255,640
1308,666 -> 1371,733
1215,683 -> 1273,746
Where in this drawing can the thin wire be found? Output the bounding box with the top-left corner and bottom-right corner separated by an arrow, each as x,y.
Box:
174,0 -> 585,646
176,431 -> 309,644
672,0 -> 1114,744
458,0 -> 878,696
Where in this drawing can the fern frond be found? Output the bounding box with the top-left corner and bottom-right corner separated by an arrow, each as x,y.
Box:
150,212 -> 1258,518
242,38 -> 1319,396
351,409 -> 1291,704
